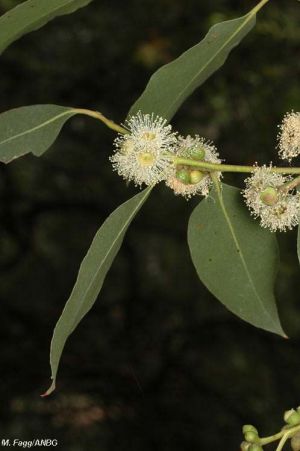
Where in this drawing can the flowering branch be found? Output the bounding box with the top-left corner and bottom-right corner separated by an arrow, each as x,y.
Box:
74,108 -> 128,135
109,110 -> 300,232
172,157 -> 300,175
279,175 -> 300,193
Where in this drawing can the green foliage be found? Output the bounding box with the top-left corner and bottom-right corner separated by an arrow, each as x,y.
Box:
188,183 -> 284,336
44,186 -> 152,396
0,0 -> 93,54
0,105 -> 77,163
129,8 -> 259,121
0,0 -> 295,397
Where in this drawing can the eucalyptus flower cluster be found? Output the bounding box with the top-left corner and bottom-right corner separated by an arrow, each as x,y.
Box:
110,111 -> 300,233
243,111 -> 300,232
243,166 -> 300,232
110,111 -> 177,187
278,111 -> 300,162
110,111 -> 220,198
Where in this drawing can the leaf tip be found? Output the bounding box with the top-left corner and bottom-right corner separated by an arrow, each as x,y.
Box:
41,380 -> 56,398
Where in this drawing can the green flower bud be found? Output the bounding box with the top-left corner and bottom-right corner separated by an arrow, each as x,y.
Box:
259,187 -> 278,206
190,170 -> 205,184
176,168 -> 191,185
243,425 -> 258,435
291,431 -> 300,451
248,445 -> 263,451
190,146 -> 206,160
284,409 -> 300,426
240,441 -> 251,450
244,431 -> 259,443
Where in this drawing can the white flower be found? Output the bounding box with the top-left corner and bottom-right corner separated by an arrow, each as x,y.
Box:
278,111 -> 300,162
110,112 -> 177,186
165,135 -> 221,199
243,165 -> 300,232
259,195 -> 300,232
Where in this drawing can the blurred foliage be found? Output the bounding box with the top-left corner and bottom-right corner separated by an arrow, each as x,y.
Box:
0,0 -> 299,450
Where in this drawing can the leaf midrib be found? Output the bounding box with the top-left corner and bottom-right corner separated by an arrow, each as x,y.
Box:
0,0 -> 84,44
0,109 -> 75,147
163,11 -> 255,119
214,183 -> 278,329
50,187 -> 152,377
72,187 -> 152,327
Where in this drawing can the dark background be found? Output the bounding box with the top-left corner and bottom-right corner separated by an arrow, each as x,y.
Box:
0,0 -> 299,449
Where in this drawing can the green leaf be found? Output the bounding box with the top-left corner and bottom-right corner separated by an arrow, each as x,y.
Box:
0,105 -> 127,163
128,1 -> 267,121
187,183 -> 285,336
43,187 -> 152,397
0,0 -> 93,55
0,105 -> 79,163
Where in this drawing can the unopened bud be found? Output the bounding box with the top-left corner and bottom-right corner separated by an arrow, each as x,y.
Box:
259,187 -> 278,206
244,431 -> 259,443
248,445 -> 263,451
284,409 -> 300,426
243,425 -> 258,435
240,441 -> 251,450
190,170 -> 205,184
190,147 -> 206,160
176,168 -> 190,185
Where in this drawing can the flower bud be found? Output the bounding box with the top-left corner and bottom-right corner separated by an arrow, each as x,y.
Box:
190,170 -> 205,184
244,431 -> 259,443
248,445 -> 263,451
259,187 -> 278,206
190,147 -> 206,160
240,441 -> 251,450
243,425 -> 258,435
176,168 -> 191,185
284,409 -> 300,426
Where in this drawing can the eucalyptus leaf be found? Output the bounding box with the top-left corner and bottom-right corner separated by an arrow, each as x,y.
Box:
0,0 -> 93,55
188,183 -> 285,336
0,105 -> 78,163
43,186 -> 152,396
129,3 -> 264,121
0,105 -> 126,163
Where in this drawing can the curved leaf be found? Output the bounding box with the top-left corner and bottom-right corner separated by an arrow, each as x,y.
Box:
188,183 -> 285,336
0,105 -> 127,163
43,186 -> 152,396
129,1 -> 268,121
0,105 -> 78,163
0,0 -> 93,55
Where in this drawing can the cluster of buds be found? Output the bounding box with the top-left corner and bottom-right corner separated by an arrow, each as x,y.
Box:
284,407 -> 300,427
111,111 -> 300,232
243,166 -> 300,232
110,112 -> 220,198
283,409 -> 300,451
166,135 -> 221,199
240,408 -> 300,451
240,425 -> 263,451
